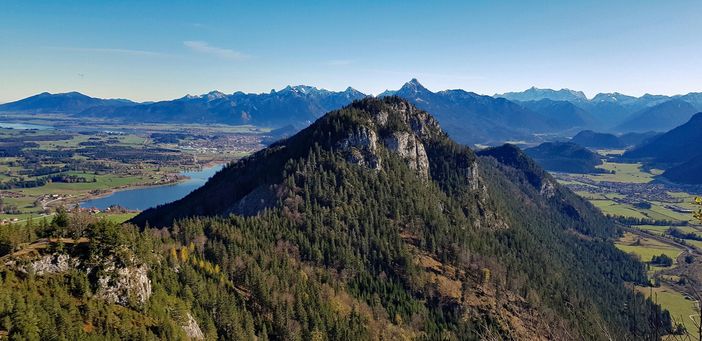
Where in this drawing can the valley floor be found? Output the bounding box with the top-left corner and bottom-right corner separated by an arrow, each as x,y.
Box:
0,114 -> 266,222
554,158 -> 702,338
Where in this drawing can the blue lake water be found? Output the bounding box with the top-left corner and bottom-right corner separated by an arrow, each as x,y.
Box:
80,164 -> 224,210
0,122 -> 53,130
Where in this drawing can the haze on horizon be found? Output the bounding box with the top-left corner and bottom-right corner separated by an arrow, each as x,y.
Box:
1,0 -> 701,103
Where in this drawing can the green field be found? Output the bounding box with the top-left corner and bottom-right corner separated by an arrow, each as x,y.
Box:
615,232 -> 682,263
559,157 -> 701,337
639,285 -> 699,339
95,212 -> 139,224
0,122 -> 260,219
595,149 -> 626,156
635,225 -> 669,235
591,199 -> 648,218
588,162 -> 655,183
588,197 -> 698,223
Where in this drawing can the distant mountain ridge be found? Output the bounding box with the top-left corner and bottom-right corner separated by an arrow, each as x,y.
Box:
4,82 -> 702,144
496,86 -> 587,102
80,85 -> 366,127
380,79 -> 559,144
0,91 -> 135,114
518,99 -> 596,130
498,88 -> 702,132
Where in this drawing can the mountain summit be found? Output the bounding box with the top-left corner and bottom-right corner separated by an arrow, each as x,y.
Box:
396,78 -> 431,96
133,97 -> 666,339
496,86 -> 588,102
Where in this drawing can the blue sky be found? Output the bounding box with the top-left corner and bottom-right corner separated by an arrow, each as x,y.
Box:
1,0 -> 701,103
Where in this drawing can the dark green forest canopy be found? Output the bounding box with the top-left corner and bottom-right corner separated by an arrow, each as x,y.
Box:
0,97 -> 670,340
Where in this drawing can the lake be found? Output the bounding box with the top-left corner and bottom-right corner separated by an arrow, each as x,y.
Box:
0,122 -> 53,130
80,164 -> 225,210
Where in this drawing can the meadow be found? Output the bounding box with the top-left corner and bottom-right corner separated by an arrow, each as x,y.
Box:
0,122 -> 262,220
615,232 -> 682,263
558,156 -> 702,338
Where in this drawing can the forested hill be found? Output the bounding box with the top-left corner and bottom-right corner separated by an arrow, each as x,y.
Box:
524,141 -> 604,173
127,97 -> 670,339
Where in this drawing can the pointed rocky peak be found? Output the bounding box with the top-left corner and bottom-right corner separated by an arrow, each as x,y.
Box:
404,78 -> 426,90
280,85 -> 321,95
397,78 -> 432,96
203,90 -> 228,101
343,86 -> 363,96
179,94 -> 199,100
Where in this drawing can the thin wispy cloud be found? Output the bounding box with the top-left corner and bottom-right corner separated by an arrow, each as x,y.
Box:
326,59 -> 354,66
183,41 -> 249,61
47,46 -> 167,57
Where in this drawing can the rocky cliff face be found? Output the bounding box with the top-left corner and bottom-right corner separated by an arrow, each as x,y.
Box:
338,126 -> 381,169
23,253 -> 73,275
181,313 -> 205,340
94,258 -> 152,306
6,246 -> 152,308
3,238 -> 209,339
383,131 -> 430,178
337,98 -> 441,179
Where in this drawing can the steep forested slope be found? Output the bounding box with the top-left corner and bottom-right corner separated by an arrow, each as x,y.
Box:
663,154 -> 702,184
130,97 -> 668,339
0,97 -> 671,340
624,112 -> 702,164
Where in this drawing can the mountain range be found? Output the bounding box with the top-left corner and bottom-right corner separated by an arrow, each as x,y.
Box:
378,79 -> 557,144
496,86 -> 588,102
80,86 -> 366,127
0,91 -> 135,114
497,87 -> 702,131
3,81 -> 702,145
130,97 -> 667,339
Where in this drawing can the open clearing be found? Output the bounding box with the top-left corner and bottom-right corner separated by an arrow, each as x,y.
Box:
615,232 -> 682,263
638,285 -> 699,339
588,162 -> 655,183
